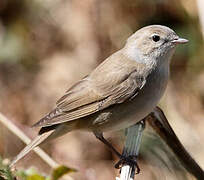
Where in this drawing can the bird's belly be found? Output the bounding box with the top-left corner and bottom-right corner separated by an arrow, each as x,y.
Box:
79,65 -> 169,132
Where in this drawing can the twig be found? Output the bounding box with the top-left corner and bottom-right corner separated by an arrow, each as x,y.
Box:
147,107 -> 204,179
197,0 -> 204,38
0,112 -> 58,168
116,121 -> 145,180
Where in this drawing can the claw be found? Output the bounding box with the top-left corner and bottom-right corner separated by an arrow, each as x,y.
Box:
115,155 -> 140,174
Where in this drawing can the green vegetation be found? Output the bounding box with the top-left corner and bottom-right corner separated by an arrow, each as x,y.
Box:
0,157 -> 76,180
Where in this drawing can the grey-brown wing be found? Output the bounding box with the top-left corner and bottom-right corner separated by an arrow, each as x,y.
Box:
32,78 -> 104,127
33,50 -> 147,128
33,69 -> 145,127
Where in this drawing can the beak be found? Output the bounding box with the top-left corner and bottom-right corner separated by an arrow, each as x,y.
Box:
171,38 -> 188,44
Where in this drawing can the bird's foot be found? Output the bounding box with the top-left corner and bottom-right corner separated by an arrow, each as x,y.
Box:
115,155 -> 140,174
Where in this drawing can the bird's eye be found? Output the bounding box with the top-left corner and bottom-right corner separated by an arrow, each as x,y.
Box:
152,35 -> 160,42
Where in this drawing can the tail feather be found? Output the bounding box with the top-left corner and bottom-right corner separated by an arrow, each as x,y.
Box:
10,129 -> 54,167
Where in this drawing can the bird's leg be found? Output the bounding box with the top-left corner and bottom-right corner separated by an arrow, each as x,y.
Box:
93,131 -> 140,173
94,131 -> 121,158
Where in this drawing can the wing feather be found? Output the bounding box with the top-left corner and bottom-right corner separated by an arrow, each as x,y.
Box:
33,51 -> 146,127
39,101 -> 100,126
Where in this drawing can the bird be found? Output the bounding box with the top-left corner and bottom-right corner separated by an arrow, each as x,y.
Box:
10,25 -> 188,168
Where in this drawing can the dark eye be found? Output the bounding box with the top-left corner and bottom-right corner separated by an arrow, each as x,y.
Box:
152,35 -> 160,42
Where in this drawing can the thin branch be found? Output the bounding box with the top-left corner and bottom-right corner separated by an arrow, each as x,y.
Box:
0,112 -> 58,168
197,0 -> 204,38
147,107 -> 204,179
116,121 -> 145,180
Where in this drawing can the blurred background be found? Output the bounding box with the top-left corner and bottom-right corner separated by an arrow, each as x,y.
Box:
0,0 -> 204,179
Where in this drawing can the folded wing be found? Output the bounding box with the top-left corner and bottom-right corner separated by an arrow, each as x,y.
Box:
33,53 -> 146,127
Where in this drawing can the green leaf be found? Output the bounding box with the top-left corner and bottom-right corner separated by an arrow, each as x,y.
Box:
0,158 -> 15,180
15,170 -> 28,180
26,174 -> 46,180
51,165 -> 76,180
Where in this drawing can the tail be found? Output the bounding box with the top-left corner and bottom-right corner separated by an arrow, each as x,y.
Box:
10,121 -> 76,167
10,129 -> 55,167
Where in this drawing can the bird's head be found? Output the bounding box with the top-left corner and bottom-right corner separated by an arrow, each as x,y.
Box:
123,25 -> 188,66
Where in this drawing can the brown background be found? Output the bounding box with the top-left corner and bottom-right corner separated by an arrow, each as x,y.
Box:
0,0 -> 204,179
